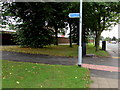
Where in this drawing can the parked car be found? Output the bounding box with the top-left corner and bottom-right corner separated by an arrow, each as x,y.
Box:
111,41 -> 117,44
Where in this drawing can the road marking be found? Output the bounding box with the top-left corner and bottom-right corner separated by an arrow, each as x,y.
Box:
82,64 -> 120,72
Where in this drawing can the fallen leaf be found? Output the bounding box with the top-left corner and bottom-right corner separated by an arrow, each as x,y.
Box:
16,81 -> 20,84
28,71 -> 31,72
75,77 -> 77,79
3,76 -> 6,79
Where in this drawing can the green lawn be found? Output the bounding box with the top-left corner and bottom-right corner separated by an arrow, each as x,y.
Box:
86,43 -> 110,57
2,60 -> 91,88
1,44 -> 109,57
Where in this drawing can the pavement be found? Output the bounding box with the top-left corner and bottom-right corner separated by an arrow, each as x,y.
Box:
88,43 -> 119,89
1,43 -> 120,89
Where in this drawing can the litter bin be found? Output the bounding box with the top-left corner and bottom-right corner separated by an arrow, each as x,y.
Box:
102,41 -> 106,51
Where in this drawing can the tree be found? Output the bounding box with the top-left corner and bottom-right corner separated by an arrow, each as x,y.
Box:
112,36 -> 117,41
3,2 -> 119,50
2,2 -> 92,48
104,37 -> 111,41
60,2 -> 80,47
100,36 -> 104,41
2,2 -> 72,47
85,2 -> 120,51
2,2 -> 57,48
46,3 -> 69,45
64,2 -> 89,47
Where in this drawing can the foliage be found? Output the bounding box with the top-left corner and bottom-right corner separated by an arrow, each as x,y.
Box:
100,36 -> 104,41
2,2 -> 119,48
67,2 -> 120,49
2,60 -> 91,88
59,2 -> 90,47
85,2 -> 120,51
46,3 -> 70,45
112,36 -> 117,41
104,37 -> 111,41
2,2 -> 58,47
68,2 -> 89,44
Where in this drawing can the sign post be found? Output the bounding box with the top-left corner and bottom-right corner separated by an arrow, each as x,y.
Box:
78,0 -> 83,67
68,0 -> 82,67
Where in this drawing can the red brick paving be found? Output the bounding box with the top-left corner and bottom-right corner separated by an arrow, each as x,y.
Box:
82,64 -> 120,72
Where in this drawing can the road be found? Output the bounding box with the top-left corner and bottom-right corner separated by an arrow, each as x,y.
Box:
107,42 -> 119,57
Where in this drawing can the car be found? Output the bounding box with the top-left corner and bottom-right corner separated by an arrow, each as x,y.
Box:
111,41 -> 117,44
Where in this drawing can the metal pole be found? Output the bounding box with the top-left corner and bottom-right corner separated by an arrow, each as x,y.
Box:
78,0 -> 82,67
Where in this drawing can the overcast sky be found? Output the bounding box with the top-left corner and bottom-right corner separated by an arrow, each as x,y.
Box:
101,24 -> 118,39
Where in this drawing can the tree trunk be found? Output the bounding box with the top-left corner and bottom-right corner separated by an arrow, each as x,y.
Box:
54,25 -> 58,45
95,36 -> 99,51
69,22 -> 72,47
95,31 -> 97,47
95,31 -> 101,51
95,10 -> 101,51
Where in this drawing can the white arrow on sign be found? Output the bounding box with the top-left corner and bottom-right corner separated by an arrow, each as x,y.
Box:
68,13 -> 80,18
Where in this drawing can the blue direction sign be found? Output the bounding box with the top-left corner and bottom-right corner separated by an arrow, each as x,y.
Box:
68,13 -> 80,18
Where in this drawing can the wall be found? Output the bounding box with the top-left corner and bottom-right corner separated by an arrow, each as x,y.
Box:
58,37 -> 69,44
1,33 -> 16,45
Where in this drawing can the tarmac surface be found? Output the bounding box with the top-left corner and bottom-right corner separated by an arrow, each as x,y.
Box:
2,51 -> 77,65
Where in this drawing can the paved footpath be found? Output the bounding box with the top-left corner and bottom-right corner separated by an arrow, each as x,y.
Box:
1,49 -> 120,89
85,44 -> 119,89
83,56 -> 119,88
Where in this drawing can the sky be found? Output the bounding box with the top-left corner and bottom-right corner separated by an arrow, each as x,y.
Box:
101,24 -> 119,39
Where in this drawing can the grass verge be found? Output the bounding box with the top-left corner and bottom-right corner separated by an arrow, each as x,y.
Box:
0,44 -> 109,57
2,60 -> 91,88
86,43 -> 110,57
1,45 -> 78,57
